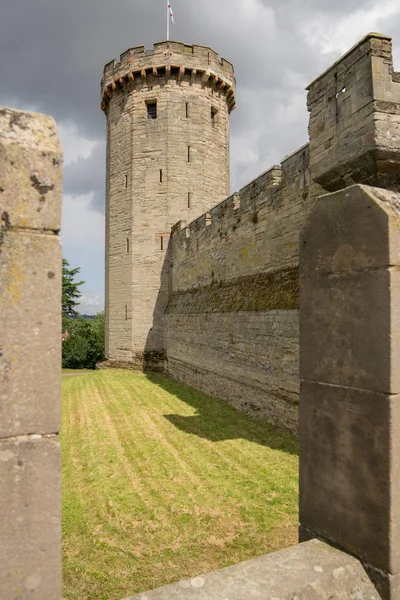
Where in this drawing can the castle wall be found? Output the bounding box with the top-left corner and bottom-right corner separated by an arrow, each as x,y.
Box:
166,146 -> 323,433
165,32 -> 400,434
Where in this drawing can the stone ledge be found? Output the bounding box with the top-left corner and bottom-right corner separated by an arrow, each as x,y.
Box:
123,540 -> 380,600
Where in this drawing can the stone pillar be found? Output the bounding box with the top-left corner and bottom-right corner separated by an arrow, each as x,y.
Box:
0,108 -> 62,599
299,183 -> 400,599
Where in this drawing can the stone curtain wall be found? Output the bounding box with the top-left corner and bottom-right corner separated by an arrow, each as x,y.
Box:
0,108 -> 62,599
166,146 -> 323,433
166,32 -> 400,434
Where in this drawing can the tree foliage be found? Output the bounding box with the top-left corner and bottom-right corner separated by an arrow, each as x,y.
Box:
62,312 -> 105,370
62,259 -> 105,369
62,258 -> 85,326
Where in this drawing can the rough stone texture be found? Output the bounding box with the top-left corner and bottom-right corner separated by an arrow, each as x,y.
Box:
166,146 -> 321,433
0,231 -> 62,438
0,107 -> 62,599
300,185 -> 400,394
102,41 -> 235,365
0,107 -> 62,231
0,436 -> 61,599
307,33 -> 400,192
104,32 -> 400,433
299,184 -> 400,599
123,540 -> 380,600
300,381 -> 400,573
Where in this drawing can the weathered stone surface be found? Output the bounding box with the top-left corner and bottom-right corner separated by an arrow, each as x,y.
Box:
0,230 -> 61,438
0,107 -> 62,232
0,436 -> 61,599
166,311 -> 300,434
300,268 -> 400,393
124,540 -> 380,599
300,185 -> 400,394
103,43 -> 235,365
307,33 -> 400,192
300,185 -> 400,278
0,107 -> 62,599
299,381 -> 400,575
299,182 -> 400,599
165,146 -> 322,433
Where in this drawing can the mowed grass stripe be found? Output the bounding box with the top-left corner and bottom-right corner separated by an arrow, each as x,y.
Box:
62,370 -> 298,600
110,373 -> 261,508
90,379 -> 155,509
142,373 -> 297,511
102,374 -> 207,504
98,375 -> 203,515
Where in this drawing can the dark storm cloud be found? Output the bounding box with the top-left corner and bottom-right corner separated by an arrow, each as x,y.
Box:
0,0 -> 353,141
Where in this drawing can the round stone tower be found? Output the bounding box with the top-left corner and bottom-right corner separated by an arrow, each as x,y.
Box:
101,41 -> 236,368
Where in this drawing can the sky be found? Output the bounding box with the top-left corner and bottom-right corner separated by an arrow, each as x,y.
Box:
1,0 -> 400,314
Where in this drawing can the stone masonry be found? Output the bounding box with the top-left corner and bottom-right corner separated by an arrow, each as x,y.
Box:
165,32 -> 400,434
102,42 -> 235,370
103,32 -> 400,434
0,108 -> 62,599
299,184 -> 400,599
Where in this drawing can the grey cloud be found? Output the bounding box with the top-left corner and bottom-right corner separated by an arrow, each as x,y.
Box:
2,0 -> 400,303
63,142 -> 106,213
0,0 -> 367,141
273,0 -> 377,13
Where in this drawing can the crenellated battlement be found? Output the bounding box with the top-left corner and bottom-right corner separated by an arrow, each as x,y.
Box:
101,40 -> 236,113
171,146 -> 308,260
307,32 -> 400,191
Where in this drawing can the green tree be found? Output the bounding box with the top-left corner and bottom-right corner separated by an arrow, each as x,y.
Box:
62,313 -> 105,370
62,334 -> 90,369
62,259 -> 85,330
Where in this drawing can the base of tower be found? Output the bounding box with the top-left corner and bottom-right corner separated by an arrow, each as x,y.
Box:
97,351 -> 166,373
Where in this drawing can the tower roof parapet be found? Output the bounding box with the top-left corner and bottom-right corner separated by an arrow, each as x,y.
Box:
101,40 -> 236,113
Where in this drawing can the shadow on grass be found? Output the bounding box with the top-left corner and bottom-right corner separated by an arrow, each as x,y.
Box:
145,373 -> 298,456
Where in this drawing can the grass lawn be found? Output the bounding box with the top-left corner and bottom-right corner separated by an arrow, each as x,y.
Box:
62,369 -> 299,600
62,369 -> 93,377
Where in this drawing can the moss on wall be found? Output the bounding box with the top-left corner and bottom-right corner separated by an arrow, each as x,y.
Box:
167,267 -> 299,314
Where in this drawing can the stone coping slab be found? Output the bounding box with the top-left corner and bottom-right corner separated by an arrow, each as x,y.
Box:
123,540 -> 380,600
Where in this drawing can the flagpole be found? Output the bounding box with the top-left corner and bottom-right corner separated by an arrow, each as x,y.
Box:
167,0 -> 170,41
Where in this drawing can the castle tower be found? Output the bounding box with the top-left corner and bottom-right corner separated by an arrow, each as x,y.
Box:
101,41 -> 236,368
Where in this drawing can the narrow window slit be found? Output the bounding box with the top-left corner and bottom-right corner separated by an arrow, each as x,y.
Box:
186,102 -> 189,119
211,106 -> 218,127
161,236 -> 164,251
126,238 -> 130,254
124,174 -> 128,189
187,146 -> 191,162
188,192 -> 191,209
125,305 -> 128,321
160,169 -> 163,183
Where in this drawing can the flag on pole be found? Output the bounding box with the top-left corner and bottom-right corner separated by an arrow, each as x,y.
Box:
168,1 -> 175,24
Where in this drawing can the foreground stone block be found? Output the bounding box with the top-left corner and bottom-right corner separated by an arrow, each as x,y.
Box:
300,184 -> 400,599
0,231 -> 61,438
0,107 -> 62,232
0,436 -> 61,599
300,185 -> 400,394
0,106 -> 62,600
124,540 -> 379,599
300,381 -> 400,575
